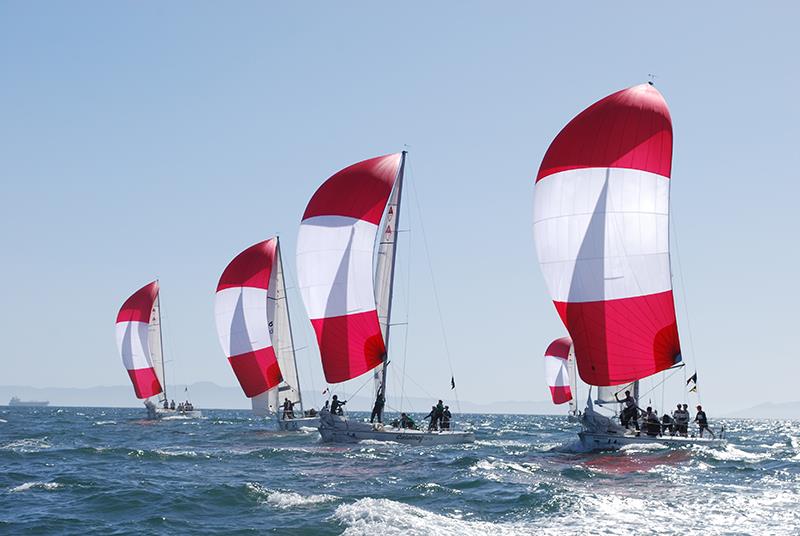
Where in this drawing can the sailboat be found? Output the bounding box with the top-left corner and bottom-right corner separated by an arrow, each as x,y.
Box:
296,152 -> 474,445
214,238 -> 319,431
115,281 -> 201,419
533,83 -> 725,450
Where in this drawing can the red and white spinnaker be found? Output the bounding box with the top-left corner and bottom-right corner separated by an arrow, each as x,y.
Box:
544,337 -> 573,405
214,240 -> 283,398
115,281 -> 164,399
296,153 -> 402,384
533,83 -> 681,387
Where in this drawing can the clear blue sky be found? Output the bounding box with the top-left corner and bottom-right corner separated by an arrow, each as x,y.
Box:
1,2 -> 797,412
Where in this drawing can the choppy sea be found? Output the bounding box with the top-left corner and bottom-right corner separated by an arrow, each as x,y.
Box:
1,407 -> 799,535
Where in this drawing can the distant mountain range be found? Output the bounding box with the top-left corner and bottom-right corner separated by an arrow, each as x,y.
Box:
4,383 -> 795,419
0,383 -> 562,415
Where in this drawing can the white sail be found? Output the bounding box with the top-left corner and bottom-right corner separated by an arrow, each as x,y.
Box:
567,345 -> 578,414
251,391 -> 272,416
268,240 -> 303,412
595,383 -> 634,406
371,172 -> 403,397
148,295 -> 167,403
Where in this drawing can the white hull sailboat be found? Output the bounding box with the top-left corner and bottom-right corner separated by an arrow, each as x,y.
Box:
116,281 -> 202,420
533,83 -> 724,451
297,152 -> 473,445
215,238 -> 319,430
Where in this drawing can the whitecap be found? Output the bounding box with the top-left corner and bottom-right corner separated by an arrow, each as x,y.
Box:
333,498 -> 534,536
10,481 -> 61,493
94,420 -> 116,426
1,438 -> 52,453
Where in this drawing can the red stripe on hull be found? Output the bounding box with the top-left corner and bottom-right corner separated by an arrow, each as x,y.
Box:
311,310 -> 385,384
302,154 -> 399,225
117,281 -> 158,323
554,290 -> 681,386
217,239 -> 276,292
549,385 -> 572,405
228,347 -> 283,398
128,367 -> 162,399
537,84 -> 672,182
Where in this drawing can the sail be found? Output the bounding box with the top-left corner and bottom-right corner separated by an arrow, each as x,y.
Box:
148,295 -> 166,402
533,83 -> 681,386
115,281 -> 163,399
544,337 -> 573,405
214,240 -> 283,398
296,153 -> 402,384
268,239 -> 302,411
371,154 -> 405,395
595,383 -> 634,405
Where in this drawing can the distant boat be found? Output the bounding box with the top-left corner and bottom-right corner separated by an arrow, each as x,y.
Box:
533,83 -> 724,450
8,396 -> 49,407
214,238 -> 319,431
115,281 -> 202,419
297,152 -> 474,445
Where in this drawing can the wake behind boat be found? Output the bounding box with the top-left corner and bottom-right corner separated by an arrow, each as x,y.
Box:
297,152 -> 474,445
533,83 -> 725,451
214,238 -> 319,431
115,281 -> 202,420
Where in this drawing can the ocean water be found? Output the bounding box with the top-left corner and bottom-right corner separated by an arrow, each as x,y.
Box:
1,407 -> 799,535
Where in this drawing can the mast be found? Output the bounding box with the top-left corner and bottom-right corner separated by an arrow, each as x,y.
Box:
276,236 -> 304,414
378,150 -> 407,418
157,281 -> 167,402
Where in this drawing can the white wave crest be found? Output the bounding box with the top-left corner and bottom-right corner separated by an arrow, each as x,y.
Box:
333,498 -> 533,536
94,420 -> 116,426
245,483 -> 338,509
10,481 -> 61,493
1,438 -> 52,453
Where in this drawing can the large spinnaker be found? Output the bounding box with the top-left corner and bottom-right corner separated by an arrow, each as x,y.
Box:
544,337 -> 573,405
115,281 -> 163,399
215,240 -> 283,397
533,84 -> 681,386
296,153 -> 402,384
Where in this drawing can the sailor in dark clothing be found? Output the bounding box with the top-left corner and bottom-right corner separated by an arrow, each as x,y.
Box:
661,411 -> 675,436
615,390 -> 640,431
399,413 -> 415,429
370,388 -> 385,423
163,400 -> 169,409
694,405 -> 715,438
424,406 -> 437,430
643,407 -> 660,437
330,395 -> 346,416
441,406 -> 452,430
282,398 -> 296,420
170,399 -> 176,410
434,400 -> 444,430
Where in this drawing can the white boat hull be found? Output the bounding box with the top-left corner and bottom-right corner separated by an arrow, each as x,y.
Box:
579,431 -> 726,450
318,412 -> 474,445
277,416 -> 320,431
148,407 -> 203,420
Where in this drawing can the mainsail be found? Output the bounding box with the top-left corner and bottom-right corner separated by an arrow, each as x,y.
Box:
214,240 -> 283,398
115,281 -> 164,399
296,153 -> 403,384
544,337 -> 573,405
533,83 -> 681,387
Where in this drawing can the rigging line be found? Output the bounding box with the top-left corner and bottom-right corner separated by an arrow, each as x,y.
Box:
399,217 -> 413,415
406,161 -> 462,414
671,206 -> 701,404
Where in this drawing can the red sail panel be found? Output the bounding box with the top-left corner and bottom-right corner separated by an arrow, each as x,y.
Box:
296,154 -> 401,384
214,239 -> 283,397
533,84 -> 680,386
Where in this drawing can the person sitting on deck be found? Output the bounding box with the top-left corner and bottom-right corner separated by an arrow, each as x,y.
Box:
661,411 -> 675,436
282,398 -> 296,420
424,406 -> 438,430
694,405 -> 715,438
399,413 -> 415,429
170,400 -> 176,410
330,395 -> 346,416
643,407 -> 661,437
615,390 -> 640,431
370,388 -> 385,424
441,406 -> 452,430
177,402 -> 184,412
